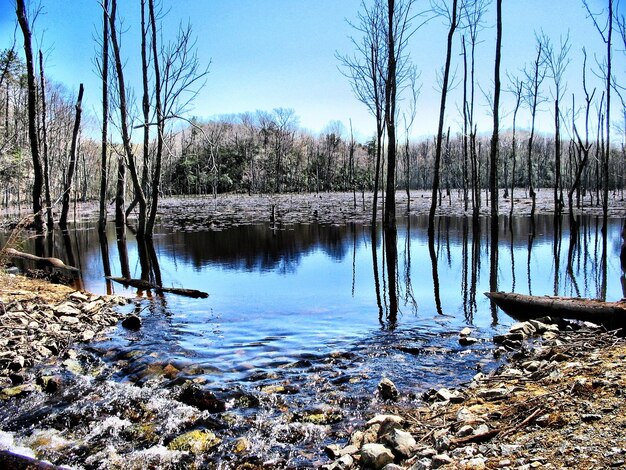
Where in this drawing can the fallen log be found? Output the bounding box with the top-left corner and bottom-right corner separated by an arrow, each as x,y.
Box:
3,247 -> 79,272
485,291 -> 626,330
106,276 -> 209,299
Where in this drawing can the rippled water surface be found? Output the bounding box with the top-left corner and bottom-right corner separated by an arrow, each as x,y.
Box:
1,214 -> 624,467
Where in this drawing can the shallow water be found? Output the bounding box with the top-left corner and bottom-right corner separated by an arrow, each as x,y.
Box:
0,214 -> 624,467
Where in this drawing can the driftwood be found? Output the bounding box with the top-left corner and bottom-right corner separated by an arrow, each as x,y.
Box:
106,276 -> 209,299
485,291 -> 626,330
3,247 -> 79,272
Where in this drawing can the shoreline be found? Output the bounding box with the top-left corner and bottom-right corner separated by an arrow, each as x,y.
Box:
0,191 -> 625,468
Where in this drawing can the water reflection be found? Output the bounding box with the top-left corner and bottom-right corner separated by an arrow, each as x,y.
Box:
1,214 -> 624,379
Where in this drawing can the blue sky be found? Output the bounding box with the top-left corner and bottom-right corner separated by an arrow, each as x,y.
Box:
0,0 -> 621,141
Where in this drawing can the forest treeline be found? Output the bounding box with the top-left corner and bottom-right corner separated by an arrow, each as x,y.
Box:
1,0 -> 625,239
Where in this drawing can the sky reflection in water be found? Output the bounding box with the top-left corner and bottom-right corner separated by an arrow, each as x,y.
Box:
6,214 -> 624,385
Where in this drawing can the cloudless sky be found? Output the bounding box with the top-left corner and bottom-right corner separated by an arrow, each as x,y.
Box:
0,0 -> 622,141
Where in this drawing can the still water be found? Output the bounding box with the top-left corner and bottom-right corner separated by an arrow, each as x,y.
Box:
1,214 -> 624,467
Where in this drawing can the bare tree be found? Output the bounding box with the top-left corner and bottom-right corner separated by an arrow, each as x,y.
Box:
97,0 -> 109,233
489,0 -> 502,225
545,32 -> 571,216
60,83 -> 84,229
338,0 -> 386,224
583,0 -> 613,235
522,34 -> 548,224
507,73 -> 523,222
15,0 -> 43,232
38,50 -> 53,229
429,0 -> 461,236
108,0 -> 147,236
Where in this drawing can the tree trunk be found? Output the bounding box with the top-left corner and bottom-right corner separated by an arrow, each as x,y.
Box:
429,0 -> 458,236
109,0 -> 147,237
60,83 -> 84,229
38,51 -> 53,230
489,0 -> 502,224
145,0 -> 163,237
384,0 -> 397,228
98,0 -> 109,233
16,0 -> 44,233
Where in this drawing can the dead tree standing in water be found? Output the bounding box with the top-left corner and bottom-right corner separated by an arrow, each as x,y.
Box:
545,32 -> 571,217
522,34 -> 547,227
429,0 -> 460,236
60,83 -> 84,229
15,0 -> 44,232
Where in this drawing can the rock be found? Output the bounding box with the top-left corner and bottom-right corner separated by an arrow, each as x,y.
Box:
456,407 -> 477,423
432,453 -> 454,468
121,315 -> 141,330
360,443 -> 394,469
378,377 -> 399,401
232,436 -> 249,453
366,414 -> 404,427
433,429 -> 451,452
477,387 -> 509,400
435,387 -> 464,403
473,424 -> 490,435
460,327 -> 472,337
509,321 -> 536,337
59,315 -> 79,325
179,383 -> 226,412
456,424 -> 474,437
167,429 -> 221,454
296,406 -> 343,424
1,383 -> 37,399
54,303 -> 81,317
324,454 -> 354,470
465,457 -> 487,469
459,336 -> 479,346
382,464 -> 404,470
69,291 -> 90,302
408,458 -> 432,470
81,330 -> 95,341
37,375 -> 62,393
325,444 -> 342,459
383,428 -> 416,458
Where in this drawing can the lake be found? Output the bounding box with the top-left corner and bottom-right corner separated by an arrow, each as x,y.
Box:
0,213 -> 623,467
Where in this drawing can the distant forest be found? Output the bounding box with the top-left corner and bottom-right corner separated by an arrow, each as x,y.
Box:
1,0 -> 625,238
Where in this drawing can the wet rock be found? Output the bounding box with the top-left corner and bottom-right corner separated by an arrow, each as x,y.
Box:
295,406 -> 343,424
179,384 -> 226,413
0,383 -> 37,399
367,414 -> 404,427
509,321 -> 536,338
121,315 -> 142,330
232,436 -> 250,453
360,443 -> 394,469
36,375 -> 62,393
460,327 -> 472,337
323,454 -> 354,470
459,336 -> 479,346
378,377 -> 399,401
259,383 -> 299,394
382,464 -> 404,470
167,429 -> 221,454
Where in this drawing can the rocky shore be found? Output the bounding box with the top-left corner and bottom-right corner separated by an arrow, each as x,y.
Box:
0,268 -> 624,469
0,273 -> 130,399
323,319 -> 626,470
